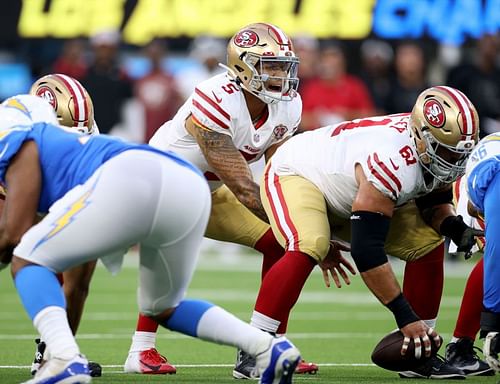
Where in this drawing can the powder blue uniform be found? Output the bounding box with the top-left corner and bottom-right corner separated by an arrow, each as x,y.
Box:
466,132 -> 500,313
4,122 -> 211,316
0,122 -> 200,213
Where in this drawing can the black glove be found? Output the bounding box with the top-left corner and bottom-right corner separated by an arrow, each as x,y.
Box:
440,215 -> 484,259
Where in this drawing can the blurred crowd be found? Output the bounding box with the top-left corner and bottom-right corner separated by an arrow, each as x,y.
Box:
1,29 -> 499,142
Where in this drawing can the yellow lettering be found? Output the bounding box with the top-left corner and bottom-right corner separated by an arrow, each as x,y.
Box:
123,0 -> 174,45
18,0 -> 48,37
87,0 -> 125,35
336,0 -> 375,39
48,0 -> 87,37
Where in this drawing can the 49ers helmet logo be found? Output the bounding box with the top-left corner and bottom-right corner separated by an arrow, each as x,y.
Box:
234,30 -> 259,48
36,86 -> 58,110
423,99 -> 445,128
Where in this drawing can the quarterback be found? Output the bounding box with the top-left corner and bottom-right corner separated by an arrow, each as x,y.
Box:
123,22 -> 329,377
464,132 -> 500,373
255,86 -> 482,379
0,96 -> 301,384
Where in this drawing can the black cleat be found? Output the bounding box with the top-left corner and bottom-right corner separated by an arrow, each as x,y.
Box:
31,338 -> 46,375
233,348 -> 258,379
445,338 -> 494,376
398,355 -> 466,380
89,361 -> 102,377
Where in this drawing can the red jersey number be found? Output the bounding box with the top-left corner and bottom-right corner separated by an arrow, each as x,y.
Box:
222,83 -> 239,94
399,145 -> 417,165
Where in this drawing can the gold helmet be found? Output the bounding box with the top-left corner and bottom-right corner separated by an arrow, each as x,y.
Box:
409,86 -> 479,189
223,22 -> 299,104
30,74 -> 96,134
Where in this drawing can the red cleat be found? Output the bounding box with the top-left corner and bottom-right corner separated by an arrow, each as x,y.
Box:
124,348 -> 177,374
295,359 -> 319,374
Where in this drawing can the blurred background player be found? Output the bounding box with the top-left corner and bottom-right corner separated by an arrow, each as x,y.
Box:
123,22 -> 322,377
248,86 -> 482,379
0,95 -> 302,384
464,132 -> 500,373
26,73 -> 102,377
443,175 -> 494,376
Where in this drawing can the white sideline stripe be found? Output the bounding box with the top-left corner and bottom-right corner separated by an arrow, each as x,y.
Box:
0,363 -> 375,370
0,332 -> 452,340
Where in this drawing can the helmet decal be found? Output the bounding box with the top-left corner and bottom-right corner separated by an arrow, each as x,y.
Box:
234,30 -> 259,48
423,99 -> 445,128
36,86 -> 58,110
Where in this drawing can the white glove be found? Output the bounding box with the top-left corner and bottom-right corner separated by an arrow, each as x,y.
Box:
484,331 -> 500,372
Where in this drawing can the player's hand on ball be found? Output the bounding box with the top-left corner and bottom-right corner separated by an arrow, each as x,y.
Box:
401,321 -> 441,359
318,240 -> 356,288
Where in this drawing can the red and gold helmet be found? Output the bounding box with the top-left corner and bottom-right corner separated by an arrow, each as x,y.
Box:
409,86 -> 479,189
224,23 -> 299,104
30,74 -> 96,134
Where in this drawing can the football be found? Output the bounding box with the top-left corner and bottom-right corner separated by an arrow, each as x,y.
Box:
371,330 -> 443,371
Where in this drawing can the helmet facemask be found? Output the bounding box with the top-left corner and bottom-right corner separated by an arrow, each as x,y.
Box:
241,53 -> 299,104
415,127 -> 474,189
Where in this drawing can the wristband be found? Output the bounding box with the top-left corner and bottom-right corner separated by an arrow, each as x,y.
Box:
386,293 -> 420,329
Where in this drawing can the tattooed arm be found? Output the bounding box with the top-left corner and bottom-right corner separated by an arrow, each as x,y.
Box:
186,117 -> 269,223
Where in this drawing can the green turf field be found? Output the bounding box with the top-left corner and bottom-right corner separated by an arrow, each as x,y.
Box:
0,248 -> 495,383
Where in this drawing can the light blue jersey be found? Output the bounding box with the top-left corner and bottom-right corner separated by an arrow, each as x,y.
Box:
0,122 -> 201,212
465,132 -> 500,312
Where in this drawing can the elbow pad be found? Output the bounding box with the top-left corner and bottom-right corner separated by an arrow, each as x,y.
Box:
350,211 -> 391,272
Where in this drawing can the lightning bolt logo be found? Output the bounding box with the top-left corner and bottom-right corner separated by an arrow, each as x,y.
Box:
4,98 -> 31,118
33,181 -> 97,250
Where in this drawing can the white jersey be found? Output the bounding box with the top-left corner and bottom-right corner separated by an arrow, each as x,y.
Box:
150,73 -> 302,189
269,114 -> 429,218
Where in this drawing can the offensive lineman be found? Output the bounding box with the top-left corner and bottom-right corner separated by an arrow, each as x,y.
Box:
123,23 -> 334,377
252,86 -> 482,379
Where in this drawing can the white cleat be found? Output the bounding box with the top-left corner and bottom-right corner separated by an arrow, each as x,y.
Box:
23,354 -> 91,384
256,336 -> 301,384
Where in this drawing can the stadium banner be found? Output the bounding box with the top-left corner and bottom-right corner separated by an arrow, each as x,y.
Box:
4,0 -> 500,46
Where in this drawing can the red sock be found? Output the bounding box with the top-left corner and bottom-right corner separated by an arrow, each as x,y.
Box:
136,312 -> 159,333
254,250 -> 316,334
403,243 -> 444,319
453,258 -> 483,340
254,228 -> 285,280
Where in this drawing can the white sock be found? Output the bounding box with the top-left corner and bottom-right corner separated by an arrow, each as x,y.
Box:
197,306 -> 272,356
129,331 -> 157,353
33,306 -> 79,360
450,336 -> 460,343
250,311 -> 280,334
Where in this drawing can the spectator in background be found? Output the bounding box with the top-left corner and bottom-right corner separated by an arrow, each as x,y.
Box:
292,34 -> 320,93
359,39 -> 393,115
135,39 -> 184,142
384,41 -> 429,114
176,35 -> 226,99
81,29 -> 132,134
300,42 -> 374,132
52,39 -> 88,80
447,33 -> 500,137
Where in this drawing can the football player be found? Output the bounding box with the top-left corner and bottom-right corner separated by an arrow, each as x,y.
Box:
463,132 -> 500,373
123,23 -> 329,377
3,74 -> 103,378
0,95 -> 301,384
444,176 -> 493,376
253,86 -> 482,379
